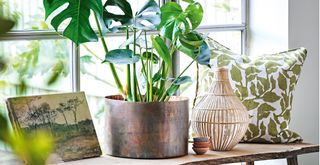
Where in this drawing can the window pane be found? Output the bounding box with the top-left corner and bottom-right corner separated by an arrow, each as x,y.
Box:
80,36 -> 127,149
208,31 -> 242,54
0,39 -> 72,149
179,31 -> 241,109
0,39 -> 72,94
1,0 -> 46,30
181,0 -> 242,25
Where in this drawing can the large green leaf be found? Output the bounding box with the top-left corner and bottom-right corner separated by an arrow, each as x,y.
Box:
179,32 -> 203,49
158,2 -> 203,40
0,17 -> 15,34
178,37 -> 210,66
104,0 -> 160,31
158,2 -> 184,40
134,0 -> 160,30
103,0 -> 133,31
103,49 -> 140,64
151,36 -> 172,68
44,0 -> 103,45
185,2 -> 203,30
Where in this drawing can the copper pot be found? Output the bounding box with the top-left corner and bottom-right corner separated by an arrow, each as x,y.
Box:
104,95 -> 189,158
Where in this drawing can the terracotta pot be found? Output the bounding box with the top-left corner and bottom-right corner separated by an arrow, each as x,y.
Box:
104,95 -> 189,158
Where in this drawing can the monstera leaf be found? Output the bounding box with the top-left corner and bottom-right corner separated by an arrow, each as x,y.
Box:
104,0 -> 160,31
103,0 -> 133,31
43,0 -> 104,45
177,32 -> 210,66
133,0 -> 160,30
158,1 -> 203,41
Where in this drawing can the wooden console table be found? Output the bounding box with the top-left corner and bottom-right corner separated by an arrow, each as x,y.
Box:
61,143 -> 319,165
1,143 -> 318,165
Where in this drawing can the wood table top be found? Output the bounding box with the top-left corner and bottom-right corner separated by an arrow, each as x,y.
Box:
58,143 -> 319,165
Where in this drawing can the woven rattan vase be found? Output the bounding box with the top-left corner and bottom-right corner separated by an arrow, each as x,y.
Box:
191,68 -> 249,151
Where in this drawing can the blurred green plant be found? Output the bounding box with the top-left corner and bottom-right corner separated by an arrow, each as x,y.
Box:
0,5 -> 53,165
0,113 -> 53,165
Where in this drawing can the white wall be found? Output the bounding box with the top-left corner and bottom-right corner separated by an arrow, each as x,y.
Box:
288,0 -> 319,165
248,0 -> 319,165
248,0 -> 288,55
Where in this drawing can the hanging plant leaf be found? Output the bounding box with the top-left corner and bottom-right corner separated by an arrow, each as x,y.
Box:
119,30 -> 143,48
103,49 -> 140,64
0,17 -> 15,34
43,0 -> 104,45
103,0 -> 133,30
142,52 -> 160,64
174,76 -> 192,85
151,36 -> 172,68
134,0 -> 160,30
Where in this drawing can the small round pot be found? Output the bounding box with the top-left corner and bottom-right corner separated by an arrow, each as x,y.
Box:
104,95 -> 189,159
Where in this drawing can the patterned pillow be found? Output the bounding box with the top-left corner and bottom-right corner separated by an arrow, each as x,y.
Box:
194,38 -> 307,143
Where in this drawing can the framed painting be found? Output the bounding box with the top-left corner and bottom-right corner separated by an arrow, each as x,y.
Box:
6,92 -> 102,161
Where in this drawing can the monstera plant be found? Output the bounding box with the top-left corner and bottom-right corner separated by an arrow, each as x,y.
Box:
43,0 -> 209,102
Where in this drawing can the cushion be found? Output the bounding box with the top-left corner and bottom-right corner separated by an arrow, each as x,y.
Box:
194,38 -> 307,143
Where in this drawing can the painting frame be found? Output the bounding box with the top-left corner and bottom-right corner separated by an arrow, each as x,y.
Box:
6,92 -> 102,161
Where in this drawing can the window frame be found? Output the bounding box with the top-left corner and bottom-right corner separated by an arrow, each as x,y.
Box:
0,0 -> 248,93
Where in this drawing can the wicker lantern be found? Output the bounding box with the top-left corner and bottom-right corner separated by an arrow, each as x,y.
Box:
191,68 -> 249,151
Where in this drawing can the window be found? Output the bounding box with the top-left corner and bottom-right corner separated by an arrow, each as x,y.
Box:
0,0 -> 247,149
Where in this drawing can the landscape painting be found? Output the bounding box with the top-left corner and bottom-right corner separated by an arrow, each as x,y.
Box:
6,92 -> 102,161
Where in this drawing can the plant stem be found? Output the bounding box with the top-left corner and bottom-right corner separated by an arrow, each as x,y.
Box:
157,37 -> 179,100
142,31 -> 149,102
149,48 -> 154,101
132,28 -> 138,101
94,13 -> 124,95
126,27 -> 132,101
140,48 -> 148,79
159,52 -> 200,101
193,62 -> 200,108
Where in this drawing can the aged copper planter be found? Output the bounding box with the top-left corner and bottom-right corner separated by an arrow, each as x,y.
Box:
104,95 -> 189,158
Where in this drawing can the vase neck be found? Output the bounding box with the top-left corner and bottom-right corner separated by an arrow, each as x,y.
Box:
213,68 -> 229,81
207,68 -> 235,95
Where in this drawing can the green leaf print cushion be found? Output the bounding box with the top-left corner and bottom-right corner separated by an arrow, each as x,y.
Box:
195,38 -> 307,143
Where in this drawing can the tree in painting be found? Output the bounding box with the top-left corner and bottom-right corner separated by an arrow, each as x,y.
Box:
67,97 -> 84,130
56,102 -> 69,126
